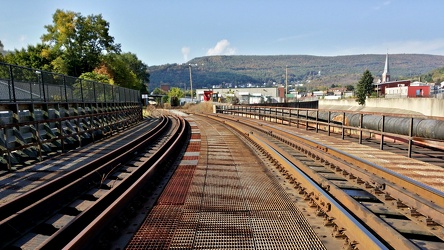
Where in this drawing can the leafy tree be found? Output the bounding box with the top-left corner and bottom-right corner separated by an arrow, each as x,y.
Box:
355,69 -> 374,105
3,43 -> 55,70
167,87 -> 184,106
41,9 -> 121,76
168,87 -> 184,99
79,71 -> 110,83
118,52 -> 149,91
152,87 -> 166,95
96,53 -> 140,89
119,52 -> 149,83
345,84 -> 355,91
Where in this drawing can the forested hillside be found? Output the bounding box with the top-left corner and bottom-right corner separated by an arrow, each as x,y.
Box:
148,54 -> 444,90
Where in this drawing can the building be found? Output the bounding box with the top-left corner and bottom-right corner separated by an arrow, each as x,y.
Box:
385,81 -> 430,98
375,80 -> 411,96
376,53 -> 430,98
373,53 -> 412,96
381,52 -> 390,83
196,87 -> 285,104
160,84 -> 170,92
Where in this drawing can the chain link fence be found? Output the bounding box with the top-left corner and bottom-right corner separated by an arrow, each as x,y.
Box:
0,62 -> 140,103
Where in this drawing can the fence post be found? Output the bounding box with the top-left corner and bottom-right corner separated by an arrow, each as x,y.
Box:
80,79 -> 84,102
63,75 -> 68,102
40,71 -> 46,102
93,81 -> 97,103
315,110 -> 319,133
380,115 -> 385,150
8,64 -> 16,102
328,111 -> 331,136
408,117 -> 413,158
359,113 -> 363,144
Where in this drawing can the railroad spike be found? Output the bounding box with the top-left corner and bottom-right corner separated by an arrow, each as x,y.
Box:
409,208 -> 421,217
384,193 -> 395,200
396,199 -> 408,208
374,187 -> 384,195
324,217 -> 335,227
426,217 -> 437,226
365,182 -> 373,189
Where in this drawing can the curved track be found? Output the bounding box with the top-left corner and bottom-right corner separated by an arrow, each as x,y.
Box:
0,115 -> 189,249
1,109 -> 443,249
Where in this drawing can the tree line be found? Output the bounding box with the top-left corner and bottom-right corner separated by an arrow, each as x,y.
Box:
0,9 -> 149,93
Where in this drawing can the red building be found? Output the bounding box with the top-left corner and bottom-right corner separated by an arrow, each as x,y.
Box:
374,80 -> 411,95
407,85 -> 430,97
385,83 -> 430,98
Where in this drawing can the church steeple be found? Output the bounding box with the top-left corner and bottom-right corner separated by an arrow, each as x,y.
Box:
382,53 -> 390,83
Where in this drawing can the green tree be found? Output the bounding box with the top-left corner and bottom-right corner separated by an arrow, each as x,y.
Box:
167,87 -> 184,106
355,69 -> 374,105
96,53 -> 139,89
3,43 -> 55,70
345,84 -> 355,91
41,9 -> 121,76
79,71 -> 110,83
118,52 -> 149,91
152,87 -> 166,95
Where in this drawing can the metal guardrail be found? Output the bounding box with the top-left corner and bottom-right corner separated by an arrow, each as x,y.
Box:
217,105 -> 444,158
0,62 -> 140,103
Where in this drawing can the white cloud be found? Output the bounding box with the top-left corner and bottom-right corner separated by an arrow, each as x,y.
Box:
181,46 -> 190,62
206,39 -> 236,56
373,1 -> 391,10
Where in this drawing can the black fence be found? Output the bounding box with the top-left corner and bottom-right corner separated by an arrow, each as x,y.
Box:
250,100 -> 318,109
0,62 -> 140,103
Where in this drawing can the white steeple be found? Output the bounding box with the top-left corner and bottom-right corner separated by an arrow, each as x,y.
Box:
382,52 -> 390,83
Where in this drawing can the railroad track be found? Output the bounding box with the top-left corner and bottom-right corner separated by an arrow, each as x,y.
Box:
0,115 -> 189,249
124,114 -> 333,249
199,113 -> 444,250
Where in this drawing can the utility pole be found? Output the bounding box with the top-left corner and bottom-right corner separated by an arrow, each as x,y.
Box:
285,65 -> 288,103
189,64 -> 193,103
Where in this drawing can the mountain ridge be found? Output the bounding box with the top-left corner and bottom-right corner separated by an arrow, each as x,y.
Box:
148,54 -> 444,90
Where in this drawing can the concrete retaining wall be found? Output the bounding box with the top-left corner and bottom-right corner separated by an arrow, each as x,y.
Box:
319,98 -> 444,117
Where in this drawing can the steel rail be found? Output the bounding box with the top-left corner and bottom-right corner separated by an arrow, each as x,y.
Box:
61,115 -> 188,249
248,118 -> 444,227
219,113 -> 444,242
37,115 -> 188,249
0,115 -> 169,248
200,114 -> 426,249
249,132 -> 392,250
205,114 -> 397,249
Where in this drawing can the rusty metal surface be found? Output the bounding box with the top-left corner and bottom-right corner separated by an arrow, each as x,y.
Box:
209,113 -> 444,249
126,115 -> 327,249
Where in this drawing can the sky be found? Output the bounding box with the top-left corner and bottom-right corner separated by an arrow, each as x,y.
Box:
2,0 -> 444,66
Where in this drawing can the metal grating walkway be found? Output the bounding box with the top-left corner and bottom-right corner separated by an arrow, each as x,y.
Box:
126,116 -> 326,249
